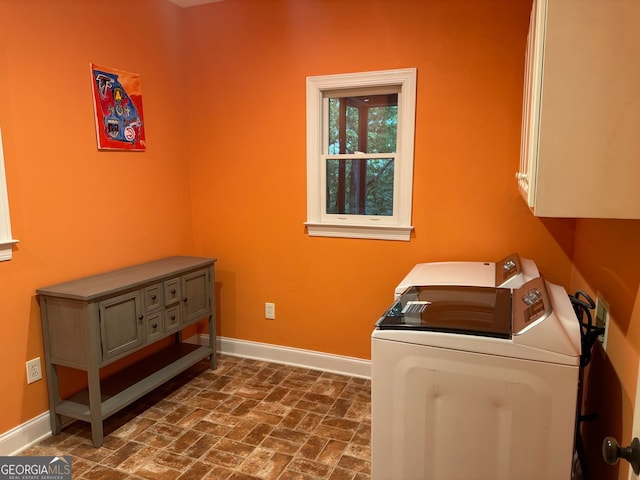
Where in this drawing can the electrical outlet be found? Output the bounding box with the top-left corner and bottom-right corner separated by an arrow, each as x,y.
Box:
595,293 -> 610,352
26,357 -> 42,384
265,302 -> 275,320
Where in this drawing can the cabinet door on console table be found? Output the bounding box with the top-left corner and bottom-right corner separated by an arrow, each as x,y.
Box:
37,256 -> 217,447
182,268 -> 211,324
99,291 -> 144,361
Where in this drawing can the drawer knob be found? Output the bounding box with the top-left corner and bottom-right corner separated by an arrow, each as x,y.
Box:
152,323 -> 158,329
183,297 -> 188,303
151,295 -> 157,300
171,315 -> 176,320
171,289 -> 176,294
138,314 -> 144,320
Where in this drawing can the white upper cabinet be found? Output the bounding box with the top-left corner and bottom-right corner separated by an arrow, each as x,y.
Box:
518,0 -> 640,219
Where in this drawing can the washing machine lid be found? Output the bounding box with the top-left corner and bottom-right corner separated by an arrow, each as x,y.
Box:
373,277 -> 581,365
377,285 -> 512,338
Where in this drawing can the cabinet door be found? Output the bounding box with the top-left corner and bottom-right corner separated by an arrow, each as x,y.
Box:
518,0 -> 640,218
517,0 -> 545,208
182,268 -> 211,325
99,291 -> 143,361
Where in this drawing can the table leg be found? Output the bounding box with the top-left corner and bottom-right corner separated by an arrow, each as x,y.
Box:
87,368 -> 104,447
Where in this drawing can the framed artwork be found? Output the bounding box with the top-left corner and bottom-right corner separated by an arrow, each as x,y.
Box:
90,63 -> 146,151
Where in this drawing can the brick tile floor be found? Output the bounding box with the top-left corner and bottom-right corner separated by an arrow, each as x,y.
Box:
20,355 -> 371,480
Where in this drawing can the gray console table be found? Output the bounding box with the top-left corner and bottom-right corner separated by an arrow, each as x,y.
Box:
36,256 -> 216,447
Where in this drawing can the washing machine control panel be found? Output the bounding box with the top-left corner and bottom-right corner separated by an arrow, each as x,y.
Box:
522,288 -> 542,305
495,253 -> 523,287
512,277 -> 552,335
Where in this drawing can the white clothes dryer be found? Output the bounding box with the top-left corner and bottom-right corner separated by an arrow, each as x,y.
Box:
394,253 -> 539,299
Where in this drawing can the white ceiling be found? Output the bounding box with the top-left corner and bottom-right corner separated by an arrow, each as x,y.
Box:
168,0 -> 223,7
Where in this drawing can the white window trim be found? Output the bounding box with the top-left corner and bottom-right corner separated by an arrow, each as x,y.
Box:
0,127 -> 18,261
305,68 -> 417,241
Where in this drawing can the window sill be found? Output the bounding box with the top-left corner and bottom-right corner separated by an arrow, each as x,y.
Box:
305,222 -> 413,241
0,239 -> 19,261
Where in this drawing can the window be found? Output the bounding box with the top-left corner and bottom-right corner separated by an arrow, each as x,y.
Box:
0,127 -> 17,261
306,68 -> 417,241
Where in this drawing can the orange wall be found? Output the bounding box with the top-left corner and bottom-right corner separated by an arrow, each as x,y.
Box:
0,0 -> 194,435
184,0 -> 574,358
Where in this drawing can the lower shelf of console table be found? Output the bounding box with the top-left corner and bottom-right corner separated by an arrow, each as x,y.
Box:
55,343 -> 211,423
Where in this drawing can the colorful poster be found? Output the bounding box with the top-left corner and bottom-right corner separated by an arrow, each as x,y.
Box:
90,63 -> 146,151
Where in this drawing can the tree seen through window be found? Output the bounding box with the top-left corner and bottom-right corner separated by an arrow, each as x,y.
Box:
326,94 -> 398,216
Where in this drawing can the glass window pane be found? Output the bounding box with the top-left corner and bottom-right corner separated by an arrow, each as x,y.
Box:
326,158 -> 394,216
328,94 -> 398,154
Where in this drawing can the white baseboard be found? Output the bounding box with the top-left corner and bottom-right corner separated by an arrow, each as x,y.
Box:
0,411 -> 51,456
1,337 -> 371,456
214,335 -> 371,379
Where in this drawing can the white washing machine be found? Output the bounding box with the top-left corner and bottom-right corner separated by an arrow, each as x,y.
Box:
371,269 -> 581,480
